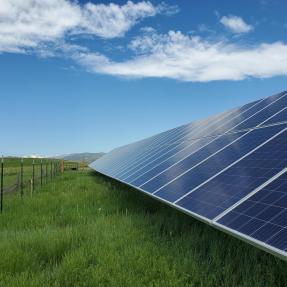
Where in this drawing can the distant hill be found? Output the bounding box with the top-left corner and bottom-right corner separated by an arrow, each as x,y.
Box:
56,153 -> 105,164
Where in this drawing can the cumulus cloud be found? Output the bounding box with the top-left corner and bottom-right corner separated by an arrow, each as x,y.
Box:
0,0 -> 163,53
1,1 -> 287,83
75,30 -> 287,82
220,15 -> 253,33
78,1 -> 158,38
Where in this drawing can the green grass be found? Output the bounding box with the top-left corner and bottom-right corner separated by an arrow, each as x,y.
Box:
2,158 -> 64,191
2,158 -> 43,189
0,170 -> 286,287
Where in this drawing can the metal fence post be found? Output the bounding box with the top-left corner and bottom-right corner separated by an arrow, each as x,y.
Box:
32,160 -> 35,192
51,161 -> 53,180
46,160 -> 48,184
20,158 -> 24,197
40,159 -> 43,187
1,156 -> 4,213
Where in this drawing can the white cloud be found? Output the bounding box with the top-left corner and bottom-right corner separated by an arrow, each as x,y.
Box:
220,15 -> 253,33
78,1 -> 158,38
0,0 -> 164,53
140,26 -> 156,33
155,2 -> 179,16
0,0 -> 80,53
1,1 -> 287,83
75,30 -> 287,82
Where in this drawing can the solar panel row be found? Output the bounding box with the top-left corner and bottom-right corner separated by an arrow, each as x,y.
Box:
90,90 -> 287,260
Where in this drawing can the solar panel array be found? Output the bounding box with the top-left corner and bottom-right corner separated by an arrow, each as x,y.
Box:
90,91 -> 287,260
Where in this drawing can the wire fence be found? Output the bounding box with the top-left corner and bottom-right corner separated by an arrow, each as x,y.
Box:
0,158 -> 79,213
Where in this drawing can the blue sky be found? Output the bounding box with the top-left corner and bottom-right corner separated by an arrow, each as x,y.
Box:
0,0 -> 287,156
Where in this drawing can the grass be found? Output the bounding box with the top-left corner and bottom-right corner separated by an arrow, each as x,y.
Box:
1,157 -> 75,191
1,157 -> 57,189
0,170 -> 286,287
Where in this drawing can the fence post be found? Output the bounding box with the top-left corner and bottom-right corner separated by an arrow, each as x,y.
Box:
46,160 -> 48,184
1,156 -> 4,213
61,160 -> 64,174
51,161 -> 53,180
32,159 -> 35,192
20,158 -> 24,197
40,159 -> 43,187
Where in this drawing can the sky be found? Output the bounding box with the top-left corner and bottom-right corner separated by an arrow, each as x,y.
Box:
1,0 -> 287,156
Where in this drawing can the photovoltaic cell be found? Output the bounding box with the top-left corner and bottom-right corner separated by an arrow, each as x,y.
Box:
217,171 -> 287,253
141,131 -> 246,194
124,97 -> 280,187
230,93 -> 287,131
176,125 -> 287,219
112,110 -> 235,178
90,90 -> 287,260
264,108 -> 287,126
153,125 -> 285,202
129,137 -> 216,187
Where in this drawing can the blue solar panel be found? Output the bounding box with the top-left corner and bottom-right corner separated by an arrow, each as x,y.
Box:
230,93 -> 287,131
264,108 -> 287,126
90,90 -> 287,260
93,99 -> 261,177
152,125 -> 285,202
106,127 -> 181,175
107,101 -> 258,181
98,122 -> 190,175
128,137 -> 216,186
115,101 -> 261,181
176,125 -> 287,219
216,171 -> 287,256
141,131 -> 246,194
112,110 -> 234,178
94,93 -> 286,180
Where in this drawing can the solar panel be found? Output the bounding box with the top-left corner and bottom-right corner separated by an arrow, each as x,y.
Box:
90,90 -> 287,260
176,126 -> 287,218
216,171 -> 287,258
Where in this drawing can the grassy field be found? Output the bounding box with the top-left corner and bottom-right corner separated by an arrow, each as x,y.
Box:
0,170 -> 286,287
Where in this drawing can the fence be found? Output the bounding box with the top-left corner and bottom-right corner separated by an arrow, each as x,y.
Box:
0,158 -> 78,213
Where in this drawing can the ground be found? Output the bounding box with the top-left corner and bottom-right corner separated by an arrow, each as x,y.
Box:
0,170 -> 286,287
